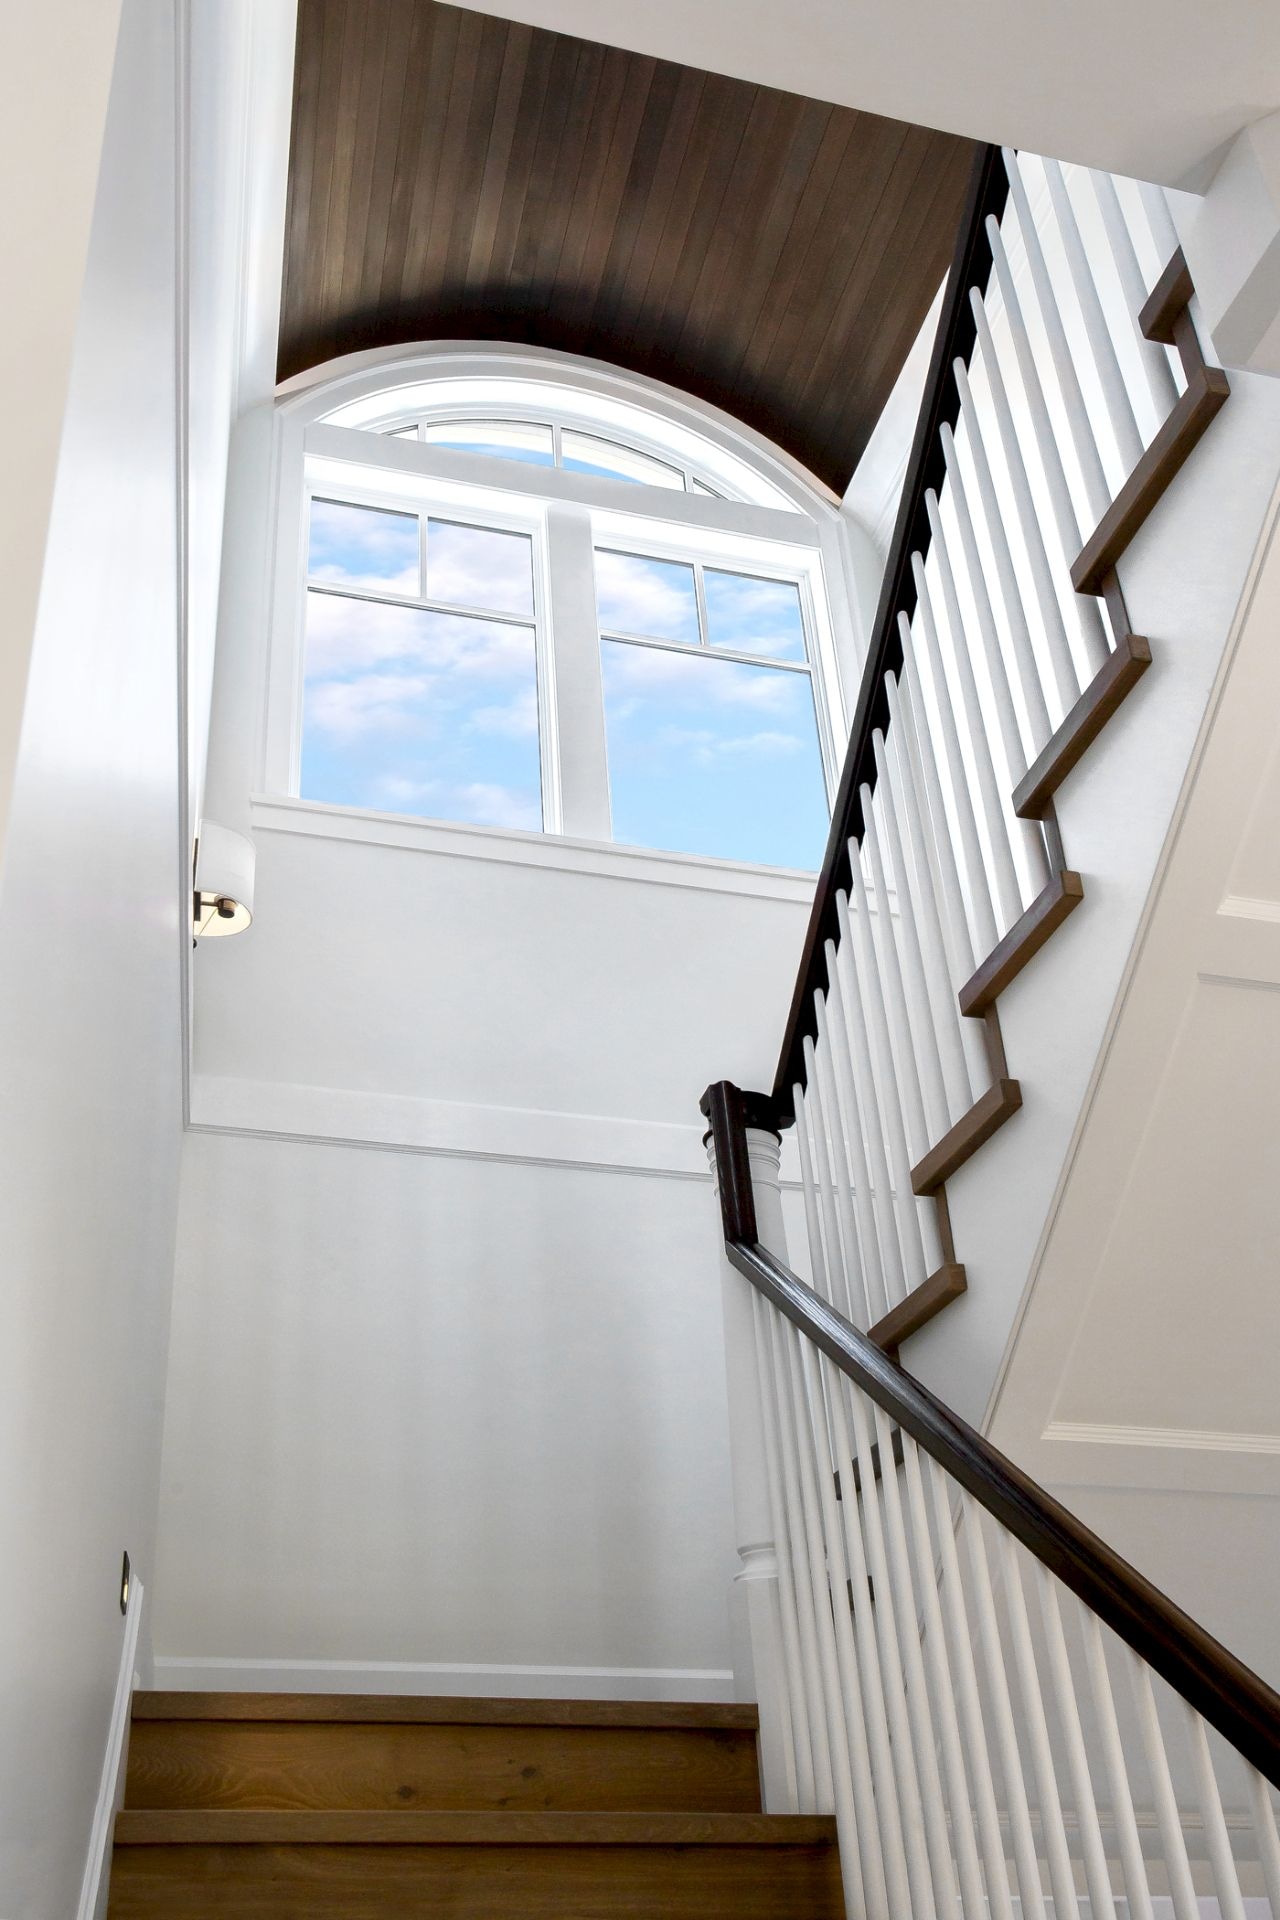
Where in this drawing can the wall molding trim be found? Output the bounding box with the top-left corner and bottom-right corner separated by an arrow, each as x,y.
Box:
151,1654 -> 735,1704
76,1577 -> 144,1920
1044,1419 -> 1280,1456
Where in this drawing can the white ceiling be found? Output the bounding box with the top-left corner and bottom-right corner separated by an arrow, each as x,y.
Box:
989,486 -> 1280,1685
450,0 -> 1280,189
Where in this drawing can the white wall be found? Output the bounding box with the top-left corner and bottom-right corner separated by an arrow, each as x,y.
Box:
0,4 -> 185,1913
158,805 -> 814,1691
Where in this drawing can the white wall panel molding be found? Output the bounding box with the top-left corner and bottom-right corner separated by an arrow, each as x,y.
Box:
250,794 -> 822,904
151,1654 -> 734,1704
189,1073 -> 713,1180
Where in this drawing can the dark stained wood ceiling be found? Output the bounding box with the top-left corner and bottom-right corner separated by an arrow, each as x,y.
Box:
279,0 -> 977,492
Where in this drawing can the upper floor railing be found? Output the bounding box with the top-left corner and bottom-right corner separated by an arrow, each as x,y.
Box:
767,141 -> 1228,1352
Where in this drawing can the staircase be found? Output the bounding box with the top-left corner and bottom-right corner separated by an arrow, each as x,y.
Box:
107,1692 -> 844,1916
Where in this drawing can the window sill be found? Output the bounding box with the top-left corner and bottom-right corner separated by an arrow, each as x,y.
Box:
249,795 -> 821,902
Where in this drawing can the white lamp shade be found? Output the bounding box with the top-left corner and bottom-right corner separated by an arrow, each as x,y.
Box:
194,822 -> 255,936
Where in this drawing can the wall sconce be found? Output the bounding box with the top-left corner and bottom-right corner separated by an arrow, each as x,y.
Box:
193,823 -> 255,939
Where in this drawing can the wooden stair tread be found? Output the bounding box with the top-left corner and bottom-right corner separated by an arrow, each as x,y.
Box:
115,1808 -> 836,1846
131,1691 -> 758,1729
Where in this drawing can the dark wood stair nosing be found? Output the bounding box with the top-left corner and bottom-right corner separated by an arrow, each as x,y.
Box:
1013,634 -> 1153,820
112,1808 -> 839,1848
130,1692 -> 759,1731
958,870 -> 1084,1018
866,1263 -> 967,1354
910,1078 -> 1022,1197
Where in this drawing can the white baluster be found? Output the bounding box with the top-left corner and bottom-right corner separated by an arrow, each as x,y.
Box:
1033,1564 -> 1121,1920
1041,158 -> 1146,473
832,900 -> 907,1309
1128,1653 -> 1201,1920
994,1533 -> 1083,1920
1139,178 -> 1182,271
884,673 -> 974,1118
986,219 -> 1112,678
795,1074 -> 839,1312
804,1027 -> 859,1323
821,1353 -> 914,1920
900,1440 -> 989,1920
1246,1765 -> 1280,1920
951,366 -> 1054,750
969,294 -> 1082,716
1002,148 -> 1112,519
1080,1610 -> 1156,1920
861,800 -> 929,1157
850,840 -> 933,1287
924,493 -> 1025,932
841,1379 -> 939,1920
1089,167 -> 1180,426
1185,1707 -> 1249,1920
871,731 -> 952,1143
924,1462 -> 1018,1920
821,945 -> 890,1325
962,1499 -> 1052,1920
899,630 -> 979,981
750,1289 -> 818,1811
912,555 -> 1000,956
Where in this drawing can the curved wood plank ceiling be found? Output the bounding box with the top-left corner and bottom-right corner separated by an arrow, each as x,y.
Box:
279,0 -> 976,492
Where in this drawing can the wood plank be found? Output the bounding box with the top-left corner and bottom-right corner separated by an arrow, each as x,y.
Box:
277,0 -> 976,490
866,1263 -> 967,1353
131,1692 -> 759,1728
115,1809 -> 833,1845
1139,246 -> 1195,345
1013,634 -> 1153,819
909,1078 -> 1022,1196
957,871 -> 1085,1017
108,1831 -> 843,1920
1070,365 -> 1231,595
124,1719 -> 762,1815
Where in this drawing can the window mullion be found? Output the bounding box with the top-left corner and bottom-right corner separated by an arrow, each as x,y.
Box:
544,503 -> 612,842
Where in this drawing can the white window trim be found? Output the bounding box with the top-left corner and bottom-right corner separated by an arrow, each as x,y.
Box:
260,345 -> 865,872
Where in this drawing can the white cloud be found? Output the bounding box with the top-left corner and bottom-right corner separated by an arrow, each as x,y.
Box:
305,673 -> 434,738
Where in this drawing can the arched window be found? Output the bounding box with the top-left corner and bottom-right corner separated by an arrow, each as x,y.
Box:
263,345 -> 861,871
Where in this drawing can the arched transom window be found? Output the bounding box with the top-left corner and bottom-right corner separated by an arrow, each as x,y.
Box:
264,347 -> 858,871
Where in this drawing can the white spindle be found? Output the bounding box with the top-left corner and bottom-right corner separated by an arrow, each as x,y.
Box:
960,1492 -> 1051,1920
911,557 -> 1000,957
861,802 -> 930,1157
1002,148 -> 1112,520
968,295 -> 1082,715
841,1381 -> 940,1920
1139,178 -> 1181,270
1089,167 -> 1180,425
1185,1707 -> 1249,1920
900,1440 -> 989,1920
951,367 -> 1054,749
924,1461 -> 1018,1920
924,493 -> 1025,931
1129,1653 -> 1201,1920
1246,1765 -> 1280,1919
784,1318 -> 885,1920
833,900 -> 908,1308
850,841 -> 933,1287
994,1533 -> 1083,1920
750,1288 -> 818,1811
805,1025 -> 861,1324
822,947 -> 892,1325
867,1406 -> 963,1919
985,219 -> 1112,679
884,674 -> 974,1117
1033,1564 -> 1120,1920
795,1068 -> 840,1313
899,633 -> 979,981
871,731 -> 952,1143
822,1359 -> 919,1920
1080,1609 -> 1156,1920
1041,158 -> 1145,473
760,1295 -> 836,1808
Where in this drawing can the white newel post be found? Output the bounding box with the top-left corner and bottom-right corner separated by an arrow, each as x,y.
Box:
708,1120 -> 798,1812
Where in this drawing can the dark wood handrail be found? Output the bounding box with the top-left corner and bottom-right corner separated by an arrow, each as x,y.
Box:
772,144 -> 1010,1122
702,1079 -> 1280,1788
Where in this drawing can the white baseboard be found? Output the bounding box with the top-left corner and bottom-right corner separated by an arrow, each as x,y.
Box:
77,1576 -> 144,1920
150,1654 -> 736,1703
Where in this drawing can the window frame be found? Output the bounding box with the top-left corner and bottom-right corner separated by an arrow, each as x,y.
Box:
261,347 -> 865,873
